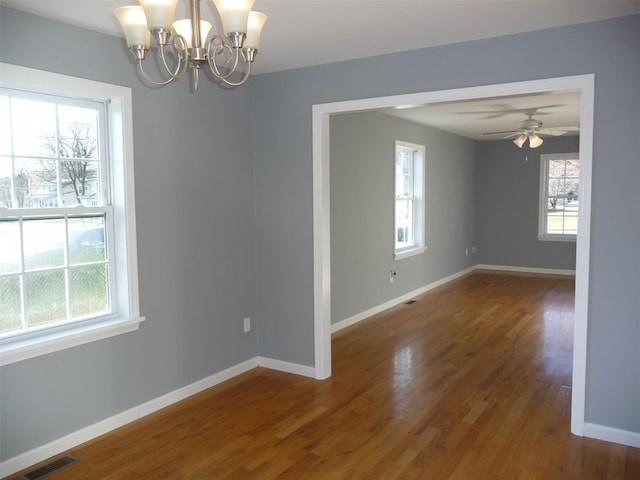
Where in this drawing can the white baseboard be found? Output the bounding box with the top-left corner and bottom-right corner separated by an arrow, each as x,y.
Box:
0,356 -> 314,478
331,266 -> 476,334
476,264 -> 576,276
583,423 -> 640,448
257,356 -> 316,378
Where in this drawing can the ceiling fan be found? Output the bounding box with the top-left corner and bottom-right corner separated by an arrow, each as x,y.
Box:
481,113 -> 579,148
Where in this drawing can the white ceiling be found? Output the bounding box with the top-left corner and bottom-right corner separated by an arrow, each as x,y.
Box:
380,90 -> 582,141
3,0 -> 637,139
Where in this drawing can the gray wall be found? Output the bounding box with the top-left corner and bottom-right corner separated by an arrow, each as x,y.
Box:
330,112 -> 476,324
252,15 -> 640,435
1,8 -> 257,461
477,136 -> 580,270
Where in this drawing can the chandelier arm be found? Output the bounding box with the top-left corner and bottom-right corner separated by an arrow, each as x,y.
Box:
219,61 -> 251,87
137,59 -> 176,86
206,36 -> 244,81
157,37 -> 190,80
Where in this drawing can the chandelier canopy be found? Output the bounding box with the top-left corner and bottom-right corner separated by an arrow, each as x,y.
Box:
114,0 -> 267,90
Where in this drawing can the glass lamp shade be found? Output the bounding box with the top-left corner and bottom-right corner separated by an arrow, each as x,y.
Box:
528,134 -> 544,148
244,11 -> 267,49
212,0 -> 256,34
513,134 -> 527,148
139,0 -> 179,31
114,6 -> 151,48
173,19 -> 212,47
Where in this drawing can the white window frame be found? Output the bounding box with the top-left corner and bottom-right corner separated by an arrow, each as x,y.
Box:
394,140 -> 425,260
0,63 -> 143,366
538,152 -> 579,242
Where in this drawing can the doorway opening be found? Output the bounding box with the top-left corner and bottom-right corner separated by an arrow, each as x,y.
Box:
312,75 -> 594,436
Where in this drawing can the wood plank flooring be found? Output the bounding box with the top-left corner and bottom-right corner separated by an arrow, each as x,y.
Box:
8,272 -> 640,479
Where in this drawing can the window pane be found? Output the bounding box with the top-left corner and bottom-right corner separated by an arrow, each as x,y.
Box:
70,264 -> 108,318
0,96 -> 10,156
396,224 -> 414,246
0,275 -> 22,334
25,269 -> 66,327
0,219 -> 21,274
546,210 -> 565,234
57,105 -> 99,160
395,198 -> 414,248
566,159 -> 579,177
68,216 -> 106,265
60,160 -> 101,207
547,177 -> 562,198
10,98 -> 57,158
395,198 -> 412,223
16,157 -> 60,208
548,159 -> 567,178
395,150 -> 414,198
23,218 -> 65,271
563,212 -> 578,235
0,156 -> 13,208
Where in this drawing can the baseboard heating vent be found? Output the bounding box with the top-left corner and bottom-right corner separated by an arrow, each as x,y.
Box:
405,300 -> 417,305
20,455 -> 78,480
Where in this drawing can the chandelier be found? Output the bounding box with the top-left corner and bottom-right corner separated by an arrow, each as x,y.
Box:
114,0 -> 267,90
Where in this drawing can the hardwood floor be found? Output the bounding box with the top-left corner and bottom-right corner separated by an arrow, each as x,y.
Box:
9,272 -> 640,479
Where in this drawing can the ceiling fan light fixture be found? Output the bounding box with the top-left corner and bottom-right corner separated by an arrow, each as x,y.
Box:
513,134 -> 527,148
528,134 -> 544,148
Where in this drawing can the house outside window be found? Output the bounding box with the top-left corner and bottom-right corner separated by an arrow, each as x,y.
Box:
394,140 -> 425,259
0,63 -> 142,365
538,152 -> 579,241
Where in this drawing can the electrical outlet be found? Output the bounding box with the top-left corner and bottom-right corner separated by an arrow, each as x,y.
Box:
390,270 -> 397,283
465,248 -> 469,256
243,317 -> 251,333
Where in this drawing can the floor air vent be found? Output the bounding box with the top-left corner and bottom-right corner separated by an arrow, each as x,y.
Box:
405,300 -> 417,305
21,455 -> 78,480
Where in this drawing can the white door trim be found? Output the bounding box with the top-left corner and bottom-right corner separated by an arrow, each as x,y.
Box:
312,74 -> 594,436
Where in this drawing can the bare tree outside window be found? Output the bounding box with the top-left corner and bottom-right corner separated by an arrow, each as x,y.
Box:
40,121 -> 100,206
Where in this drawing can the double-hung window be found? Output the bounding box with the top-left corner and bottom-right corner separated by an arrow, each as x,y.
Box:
538,153 -> 580,241
394,140 -> 425,259
0,63 -> 142,365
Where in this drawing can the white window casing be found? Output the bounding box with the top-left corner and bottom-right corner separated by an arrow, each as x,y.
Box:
394,140 -> 425,260
0,63 -> 143,366
538,152 -> 579,242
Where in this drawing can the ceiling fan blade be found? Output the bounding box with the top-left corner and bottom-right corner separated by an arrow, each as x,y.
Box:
537,129 -> 568,136
460,103 -> 567,119
538,126 -> 580,136
521,105 -> 566,116
481,130 -> 522,137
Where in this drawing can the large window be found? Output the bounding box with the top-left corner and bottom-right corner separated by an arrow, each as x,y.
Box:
539,153 -> 579,241
394,140 -> 425,259
0,63 -> 142,365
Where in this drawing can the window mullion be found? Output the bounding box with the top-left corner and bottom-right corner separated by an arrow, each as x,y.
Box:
7,97 -> 19,209
55,103 -> 63,207
18,218 -> 27,331
63,215 -> 71,321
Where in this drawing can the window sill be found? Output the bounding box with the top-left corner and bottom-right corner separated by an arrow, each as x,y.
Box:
0,316 -> 145,366
537,235 -> 577,243
394,246 -> 426,261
